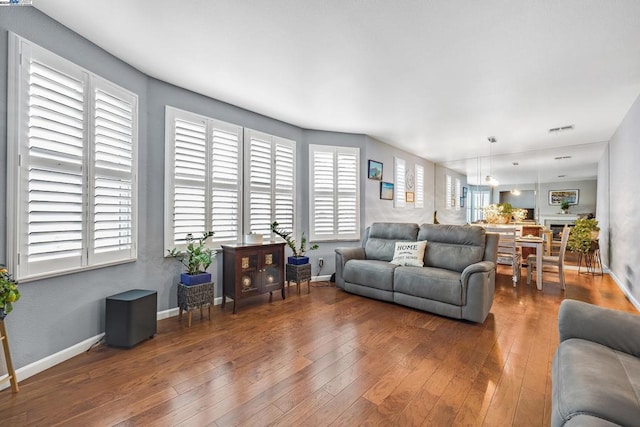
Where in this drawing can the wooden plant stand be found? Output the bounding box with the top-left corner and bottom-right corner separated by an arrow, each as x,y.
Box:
0,320 -> 19,393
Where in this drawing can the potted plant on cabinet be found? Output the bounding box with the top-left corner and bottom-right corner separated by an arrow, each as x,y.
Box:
560,199 -> 571,214
270,221 -> 318,265
0,267 -> 19,320
168,231 -> 216,285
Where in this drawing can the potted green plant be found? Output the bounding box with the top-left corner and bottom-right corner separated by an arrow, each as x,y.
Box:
270,221 -> 319,265
168,231 -> 215,285
560,199 -> 571,214
567,218 -> 600,255
0,267 -> 20,320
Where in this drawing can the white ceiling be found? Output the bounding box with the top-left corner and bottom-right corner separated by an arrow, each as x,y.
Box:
32,0 -> 640,184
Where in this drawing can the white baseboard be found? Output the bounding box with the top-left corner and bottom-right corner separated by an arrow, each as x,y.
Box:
607,270 -> 640,311
0,332 -> 105,391
312,274 -> 331,282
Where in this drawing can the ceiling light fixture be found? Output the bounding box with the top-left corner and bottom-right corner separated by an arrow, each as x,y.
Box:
485,137 -> 499,187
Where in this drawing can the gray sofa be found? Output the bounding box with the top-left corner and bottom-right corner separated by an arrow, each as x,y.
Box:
552,300 -> 640,426
334,223 -> 499,323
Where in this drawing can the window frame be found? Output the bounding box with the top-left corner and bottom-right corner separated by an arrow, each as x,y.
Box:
7,33 -> 139,282
308,144 -> 360,242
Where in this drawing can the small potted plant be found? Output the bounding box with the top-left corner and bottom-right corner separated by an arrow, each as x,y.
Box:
0,267 -> 20,320
168,232 -> 216,285
560,199 -> 571,214
270,221 -> 318,265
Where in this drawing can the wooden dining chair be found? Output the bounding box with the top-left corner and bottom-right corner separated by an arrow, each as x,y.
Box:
526,225 -> 570,289
484,226 -> 521,286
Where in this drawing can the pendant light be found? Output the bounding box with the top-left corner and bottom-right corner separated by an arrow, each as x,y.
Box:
485,136 -> 499,186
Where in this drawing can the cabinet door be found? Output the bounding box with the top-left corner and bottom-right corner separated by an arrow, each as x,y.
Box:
238,251 -> 261,297
260,247 -> 283,292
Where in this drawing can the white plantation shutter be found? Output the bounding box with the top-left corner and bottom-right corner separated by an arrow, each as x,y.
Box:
415,165 -> 424,208
245,131 -> 273,239
274,142 -> 295,233
337,150 -> 358,237
446,174 -> 453,210
91,82 -> 137,263
170,116 -> 207,246
310,147 -> 335,239
394,157 -> 406,208
8,35 -> 138,280
455,178 -> 462,211
309,145 -> 360,241
244,130 -> 296,241
210,120 -> 242,245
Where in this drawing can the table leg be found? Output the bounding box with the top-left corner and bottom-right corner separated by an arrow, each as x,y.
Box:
208,305 -> 212,321
179,307 -> 183,322
536,242 -> 543,290
188,311 -> 192,328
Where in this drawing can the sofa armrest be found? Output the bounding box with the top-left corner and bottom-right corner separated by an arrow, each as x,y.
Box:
334,247 -> 365,288
461,261 -> 495,284
558,299 -> 640,357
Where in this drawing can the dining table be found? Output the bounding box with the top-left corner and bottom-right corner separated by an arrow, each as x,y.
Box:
516,236 -> 545,290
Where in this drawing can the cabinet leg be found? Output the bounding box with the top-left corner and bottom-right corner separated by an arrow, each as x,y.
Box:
208,306 -> 212,321
269,291 -> 273,302
179,308 -> 183,322
281,286 -> 285,300
188,311 -> 192,328
233,300 -> 237,314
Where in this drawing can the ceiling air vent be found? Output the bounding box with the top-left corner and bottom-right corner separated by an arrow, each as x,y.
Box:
554,156 -> 572,160
549,125 -> 575,133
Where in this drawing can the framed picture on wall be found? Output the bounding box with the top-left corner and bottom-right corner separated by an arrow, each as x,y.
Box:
405,191 -> 414,203
548,189 -> 579,205
368,160 -> 383,180
380,182 -> 394,200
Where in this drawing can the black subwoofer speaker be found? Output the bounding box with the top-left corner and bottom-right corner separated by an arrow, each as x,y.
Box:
105,289 -> 157,348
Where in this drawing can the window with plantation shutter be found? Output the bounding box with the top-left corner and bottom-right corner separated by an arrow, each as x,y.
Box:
91,83 -> 136,263
309,145 -> 360,241
415,165 -> 424,208
394,157 -> 406,208
7,34 -> 138,281
446,174 -> 453,210
165,107 -> 242,250
244,129 -> 296,240
455,178 -> 462,211
211,123 -> 242,245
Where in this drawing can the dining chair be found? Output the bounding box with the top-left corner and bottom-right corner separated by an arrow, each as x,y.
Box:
484,226 -> 521,286
527,225 -> 570,289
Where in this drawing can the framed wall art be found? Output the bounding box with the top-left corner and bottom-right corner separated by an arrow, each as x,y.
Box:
548,189 -> 579,205
380,181 -> 394,200
368,160 -> 383,180
405,191 -> 414,203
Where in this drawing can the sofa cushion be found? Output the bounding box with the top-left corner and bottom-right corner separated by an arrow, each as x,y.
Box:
390,240 -> 427,267
364,223 -> 419,261
394,266 -> 462,306
553,338 -> 640,427
343,259 -> 397,292
418,224 -> 485,272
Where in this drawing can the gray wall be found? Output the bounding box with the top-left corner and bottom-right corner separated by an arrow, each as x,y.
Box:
536,180 -> 597,217
364,137 -> 435,225
607,93 -> 640,306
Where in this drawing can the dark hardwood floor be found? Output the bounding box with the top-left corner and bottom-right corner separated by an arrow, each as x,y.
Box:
0,267 -> 636,426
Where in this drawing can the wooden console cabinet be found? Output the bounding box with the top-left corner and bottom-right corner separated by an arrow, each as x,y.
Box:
221,242 -> 285,313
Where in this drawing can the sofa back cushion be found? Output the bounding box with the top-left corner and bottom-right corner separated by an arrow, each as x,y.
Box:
418,224 -> 486,272
364,223 -> 419,261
